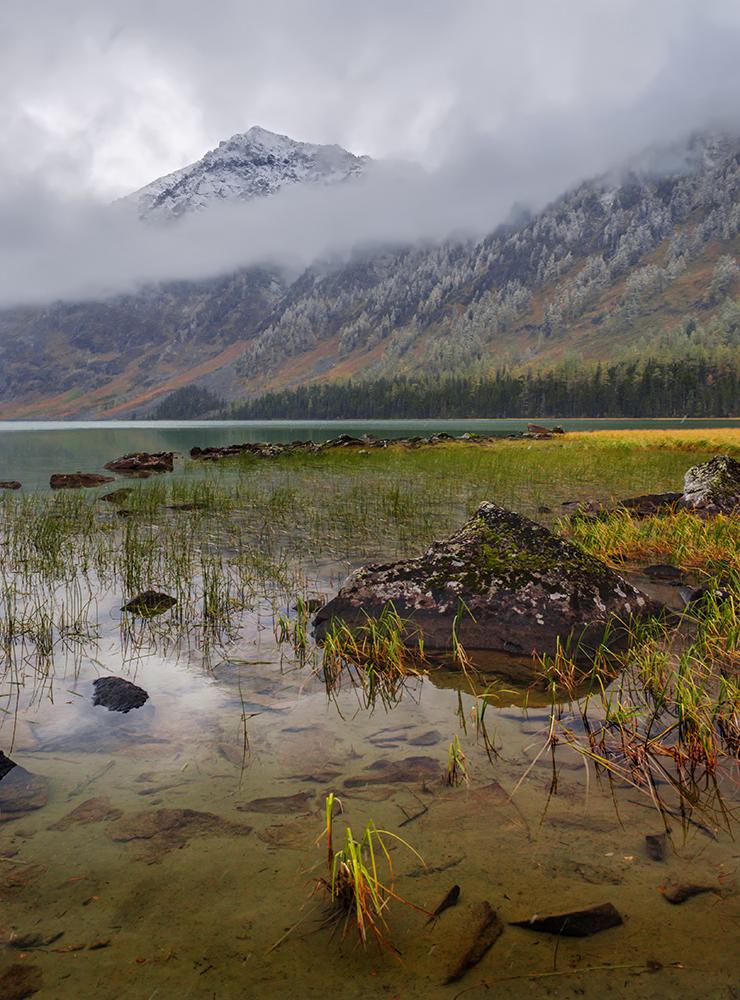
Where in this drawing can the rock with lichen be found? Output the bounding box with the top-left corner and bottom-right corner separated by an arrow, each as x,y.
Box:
681,455 -> 739,514
314,502 -> 659,665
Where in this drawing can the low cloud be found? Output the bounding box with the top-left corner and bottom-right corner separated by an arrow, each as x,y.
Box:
0,0 -> 738,308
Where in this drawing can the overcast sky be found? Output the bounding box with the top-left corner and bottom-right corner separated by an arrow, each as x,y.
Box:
0,0 -> 738,305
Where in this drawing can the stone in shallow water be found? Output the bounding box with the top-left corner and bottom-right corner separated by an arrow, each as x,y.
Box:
509,901 -> 623,936
92,677 -> 149,714
0,752 -> 49,823
236,792 -> 315,814
106,807 -> 253,862
343,756 -> 440,788
104,451 -> 174,475
442,901 -> 503,984
48,796 -> 122,831
0,963 -> 43,1000
315,502 -> 658,665
642,564 -> 685,583
49,472 -> 115,489
121,590 -> 177,617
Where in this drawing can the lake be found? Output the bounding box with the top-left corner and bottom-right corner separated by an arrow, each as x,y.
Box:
1,417 -> 739,491
1,425 -> 738,998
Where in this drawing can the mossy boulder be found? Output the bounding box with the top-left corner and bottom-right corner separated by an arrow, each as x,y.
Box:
682,455 -> 739,514
314,502 -> 658,665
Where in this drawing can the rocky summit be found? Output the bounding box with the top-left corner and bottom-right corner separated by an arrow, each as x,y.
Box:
314,502 -> 659,664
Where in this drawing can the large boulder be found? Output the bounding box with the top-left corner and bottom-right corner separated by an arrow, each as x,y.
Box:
314,502 -> 658,664
681,455 -> 739,514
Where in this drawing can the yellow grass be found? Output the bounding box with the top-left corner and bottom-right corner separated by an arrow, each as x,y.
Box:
567,427 -> 740,452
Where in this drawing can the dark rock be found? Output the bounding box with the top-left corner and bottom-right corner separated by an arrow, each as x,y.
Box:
682,582 -> 733,608
98,487 -> 134,505
49,796 -> 122,831
0,751 -> 14,781
344,756 -> 440,788
0,963 -> 42,1000
510,901 -> 623,936
122,590 -> 177,617
661,883 -> 718,905
49,472 -> 115,489
0,481 -> 21,490
681,455 -> 740,514
104,452 -> 174,475
315,502 -> 659,664
619,492 -> 683,516
645,833 -> 667,861
106,807 -> 253,862
236,792 -> 315,814
293,597 -> 325,613
537,505 -> 552,514
443,901 -> 503,984
0,752 -> 50,822
92,677 -> 149,714
408,729 -> 443,747
642,564 -> 685,583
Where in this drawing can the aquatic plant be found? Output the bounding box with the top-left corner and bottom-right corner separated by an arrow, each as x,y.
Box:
320,605 -> 427,709
317,793 -> 425,949
446,735 -> 468,786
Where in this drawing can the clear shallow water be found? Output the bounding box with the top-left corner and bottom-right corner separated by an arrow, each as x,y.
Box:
1,417 -> 739,491
4,584 -> 738,999
1,426 -> 738,998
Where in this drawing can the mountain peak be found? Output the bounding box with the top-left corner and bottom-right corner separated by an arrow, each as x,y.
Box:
125,127 -> 369,221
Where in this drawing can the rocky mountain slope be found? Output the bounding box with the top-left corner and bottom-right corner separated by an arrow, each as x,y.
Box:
0,131 -> 737,418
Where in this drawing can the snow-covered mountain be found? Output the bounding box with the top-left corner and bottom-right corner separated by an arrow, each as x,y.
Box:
124,126 -> 370,221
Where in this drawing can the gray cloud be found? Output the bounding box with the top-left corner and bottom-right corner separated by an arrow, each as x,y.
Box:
0,0 -> 738,307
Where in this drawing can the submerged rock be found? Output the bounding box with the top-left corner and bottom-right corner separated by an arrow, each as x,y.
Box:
0,963 -> 43,1000
343,756 -> 440,789
443,901 -> 503,984
314,502 -> 658,664
0,481 -> 21,490
49,796 -> 122,831
98,487 -> 134,505
645,833 -> 667,862
0,752 -> 50,823
92,677 -> 149,714
510,902 -> 623,936
122,590 -> 177,617
236,791 -> 315,814
660,883 -> 719,905
106,807 -> 253,862
49,472 -> 115,489
682,455 -> 740,514
104,451 -> 174,476
642,564 -> 685,583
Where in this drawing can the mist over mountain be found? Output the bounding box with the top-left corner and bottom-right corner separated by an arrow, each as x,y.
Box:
0,126 -> 736,418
